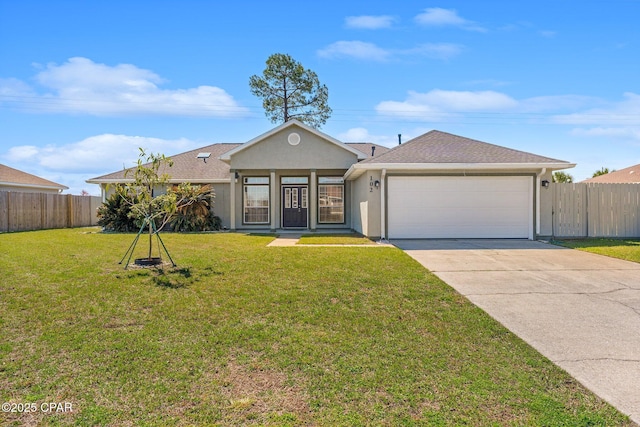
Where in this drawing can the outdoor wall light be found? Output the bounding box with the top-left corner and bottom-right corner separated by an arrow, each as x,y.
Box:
541,180 -> 550,188
374,180 -> 380,189
235,171 -> 240,183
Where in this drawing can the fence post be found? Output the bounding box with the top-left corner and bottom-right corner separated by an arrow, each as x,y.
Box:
6,192 -> 10,232
67,194 -> 73,228
585,183 -> 590,237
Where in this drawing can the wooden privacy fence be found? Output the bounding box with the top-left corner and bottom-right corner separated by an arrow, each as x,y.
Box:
553,183 -> 640,238
0,191 -> 102,232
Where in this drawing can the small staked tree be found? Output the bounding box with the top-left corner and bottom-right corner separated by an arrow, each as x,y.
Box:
552,171 -> 574,183
249,53 -> 332,128
116,148 -> 177,263
102,148 -> 220,267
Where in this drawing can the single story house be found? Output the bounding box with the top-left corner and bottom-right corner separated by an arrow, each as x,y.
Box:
582,164 -> 640,183
0,163 -> 68,194
87,120 -> 574,239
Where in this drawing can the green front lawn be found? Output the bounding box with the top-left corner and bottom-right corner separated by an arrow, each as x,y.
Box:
553,238 -> 640,263
297,233 -> 376,245
0,228 -> 632,426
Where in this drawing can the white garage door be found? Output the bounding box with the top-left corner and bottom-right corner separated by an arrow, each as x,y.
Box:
388,176 -> 533,239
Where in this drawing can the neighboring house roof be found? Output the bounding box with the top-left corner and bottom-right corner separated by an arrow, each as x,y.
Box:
346,130 -> 574,178
86,142 -> 388,184
219,119 -> 368,161
582,164 -> 640,183
0,163 -> 68,192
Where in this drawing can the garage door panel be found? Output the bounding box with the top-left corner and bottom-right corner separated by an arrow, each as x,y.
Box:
388,176 -> 532,239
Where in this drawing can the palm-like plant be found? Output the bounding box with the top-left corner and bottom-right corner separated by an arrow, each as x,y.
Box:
170,184 -> 220,232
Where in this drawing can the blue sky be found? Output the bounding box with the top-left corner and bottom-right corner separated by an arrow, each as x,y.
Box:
1,0 -> 639,194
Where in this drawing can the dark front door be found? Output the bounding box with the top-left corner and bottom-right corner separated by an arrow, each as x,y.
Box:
282,185 -> 308,228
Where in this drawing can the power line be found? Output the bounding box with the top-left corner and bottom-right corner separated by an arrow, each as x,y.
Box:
1,94 -> 639,125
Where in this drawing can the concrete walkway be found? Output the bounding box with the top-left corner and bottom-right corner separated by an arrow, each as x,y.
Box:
267,234 -> 393,247
266,233 -> 302,247
394,239 -> 640,425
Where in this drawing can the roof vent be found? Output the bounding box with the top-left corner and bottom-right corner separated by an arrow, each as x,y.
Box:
398,134 -> 402,145
371,146 -> 376,157
197,152 -> 211,163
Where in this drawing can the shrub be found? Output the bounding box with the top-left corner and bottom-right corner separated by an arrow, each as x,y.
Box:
97,190 -> 139,232
169,184 -> 221,232
97,182 -> 221,233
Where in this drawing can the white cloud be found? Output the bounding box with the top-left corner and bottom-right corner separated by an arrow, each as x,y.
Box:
317,41 -> 391,61
5,145 -> 40,161
2,133 -> 206,195
414,8 -> 486,32
520,95 -> 601,113
318,41 -> 463,62
337,127 -> 396,145
375,89 -> 610,122
570,127 -> 640,141
554,93 -> 640,142
376,89 -> 518,120
0,57 -> 248,117
553,92 -> 640,125
0,78 -> 35,97
345,15 -> 395,29
4,134 -> 200,174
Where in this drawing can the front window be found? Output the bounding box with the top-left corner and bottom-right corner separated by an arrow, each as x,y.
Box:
318,177 -> 344,223
244,177 -> 269,224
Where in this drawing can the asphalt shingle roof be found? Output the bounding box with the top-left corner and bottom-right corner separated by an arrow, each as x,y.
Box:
0,163 -> 68,190
362,130 -> 570,165
582,164 -> 640,183
88,144 -> 242,182
88,142 -> 389,182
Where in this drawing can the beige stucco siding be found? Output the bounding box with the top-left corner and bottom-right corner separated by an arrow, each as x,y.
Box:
230,128 -> 359,170
538,170 -> 554,237
350,171 -> 382,238
211,183 -> 230,229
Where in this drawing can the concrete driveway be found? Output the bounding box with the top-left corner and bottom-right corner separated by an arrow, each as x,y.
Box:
393,239 -> 640,424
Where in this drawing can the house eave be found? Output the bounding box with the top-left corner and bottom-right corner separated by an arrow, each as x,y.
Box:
86,178 -> 231,185
344,162 -> 576,180
0,181 -> 68,191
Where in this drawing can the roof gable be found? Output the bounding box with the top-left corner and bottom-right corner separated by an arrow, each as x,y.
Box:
219,119 -> 366,161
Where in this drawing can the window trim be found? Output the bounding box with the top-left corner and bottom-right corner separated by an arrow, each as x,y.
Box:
243,177 -> 270,225
317,179 -> 345,224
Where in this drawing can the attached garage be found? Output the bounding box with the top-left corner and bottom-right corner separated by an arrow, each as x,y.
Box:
387,176 -> 533,239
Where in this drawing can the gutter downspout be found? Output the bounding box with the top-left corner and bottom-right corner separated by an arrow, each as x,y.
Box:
535,168 -> 546,237
380,168 -> 387,241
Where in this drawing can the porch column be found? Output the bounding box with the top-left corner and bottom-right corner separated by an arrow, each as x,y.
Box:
270,170 -> 277,231
310,169 -> 317,231
230,169 -> 236,230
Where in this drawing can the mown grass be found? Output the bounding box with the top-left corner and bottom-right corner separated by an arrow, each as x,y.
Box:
553,238 -> 640,263
0,228 -> 633,426
297,233 -> 375,245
